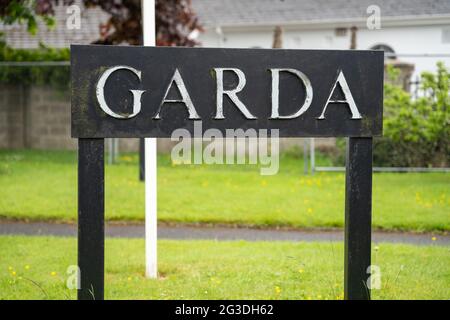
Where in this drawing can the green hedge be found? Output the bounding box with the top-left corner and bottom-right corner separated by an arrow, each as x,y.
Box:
0,41 -> 70,89
374,63 -> 450,167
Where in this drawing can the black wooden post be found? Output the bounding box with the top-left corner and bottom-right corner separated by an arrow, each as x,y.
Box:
344,137 -> 373,300
78,138 -> 105,300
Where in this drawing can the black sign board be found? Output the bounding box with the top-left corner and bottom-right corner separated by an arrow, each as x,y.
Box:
71,44 -> 383,301
71,45 -> 383,138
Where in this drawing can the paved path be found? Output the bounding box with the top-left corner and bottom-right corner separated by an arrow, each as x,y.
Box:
0,221 -> 448,246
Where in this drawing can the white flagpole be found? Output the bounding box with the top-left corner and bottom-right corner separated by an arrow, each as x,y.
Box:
142,0 -> 157,279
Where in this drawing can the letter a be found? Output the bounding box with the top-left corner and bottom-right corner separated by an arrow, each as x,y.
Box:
318,71 -> 362,120
154,68 -> 200,119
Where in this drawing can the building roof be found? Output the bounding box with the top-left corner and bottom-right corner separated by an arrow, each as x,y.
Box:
1,0 -> 450,49
193,0 -> 450,27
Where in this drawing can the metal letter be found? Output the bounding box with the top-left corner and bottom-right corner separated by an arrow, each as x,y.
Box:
154,68 -> 200,119
270,68 -> 313,119
318,71 -> 362,120
96,65 -> 145,119
214,68 -> 256,119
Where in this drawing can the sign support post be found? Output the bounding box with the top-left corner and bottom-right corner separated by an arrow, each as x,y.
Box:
344,137 -> 373,300
77,138 -> 105,300
72,45 -> 383,300
141,0 -> 158,279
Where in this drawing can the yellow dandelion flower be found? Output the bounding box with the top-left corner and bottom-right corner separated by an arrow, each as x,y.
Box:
261,180 -> 267,187
50,271 -> 57,277
127,277 -> 132,281
431,237 -> 437,241
307,208 -> 313,214
298,268 -> 304,274
275,286 -> 282,294
24,265 -> 30,270
11,271 -> 17,276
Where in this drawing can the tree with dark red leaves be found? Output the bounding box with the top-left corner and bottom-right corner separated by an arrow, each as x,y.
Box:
0,0 -> 202,46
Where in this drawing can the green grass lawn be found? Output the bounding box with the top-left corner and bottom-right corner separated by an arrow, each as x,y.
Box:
0,236 -> 448,300
0,149 -> 449,232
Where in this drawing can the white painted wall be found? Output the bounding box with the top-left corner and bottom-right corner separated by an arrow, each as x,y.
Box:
199,23 -> 450,79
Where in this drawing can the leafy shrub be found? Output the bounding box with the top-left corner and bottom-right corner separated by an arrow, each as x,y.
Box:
374,63 -> 450,167
327,63 -> 449,168
0,41 -> 70,89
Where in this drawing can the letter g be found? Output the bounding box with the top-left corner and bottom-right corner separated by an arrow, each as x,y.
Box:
96,65 -> 146,119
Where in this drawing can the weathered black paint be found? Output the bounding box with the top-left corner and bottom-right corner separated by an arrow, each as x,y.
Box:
345,137 -> 373,300
78,138 -> 104,300
71,45 -> 383,138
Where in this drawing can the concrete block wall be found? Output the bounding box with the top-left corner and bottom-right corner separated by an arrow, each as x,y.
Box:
0,84 -> 335,153
0,87 -> 9,149
26,86 -> 76,150
0,85 -> 77,150
0,85 -> 26,149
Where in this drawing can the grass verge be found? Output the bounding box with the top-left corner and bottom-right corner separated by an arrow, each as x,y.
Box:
0,150 -> 449,232
0,236 -> 449,300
